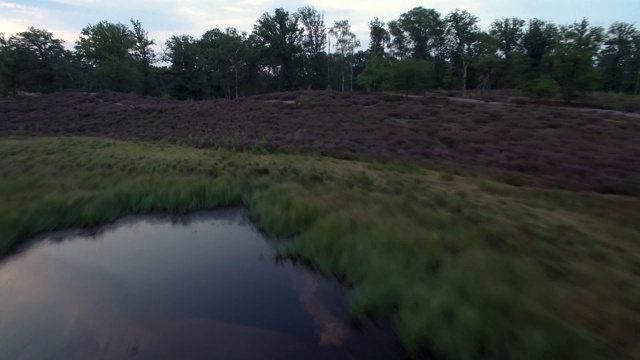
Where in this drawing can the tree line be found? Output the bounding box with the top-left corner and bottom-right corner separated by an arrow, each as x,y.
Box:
1,6 -> 639,101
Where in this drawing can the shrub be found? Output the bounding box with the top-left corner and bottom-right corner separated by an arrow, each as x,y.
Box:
521,76 -> 560,101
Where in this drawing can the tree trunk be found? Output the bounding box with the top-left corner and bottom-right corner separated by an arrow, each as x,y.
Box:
350,64 -> 353,91
635,68 -> 640,95
350,49 -> 354,91
341,57 -> 345,92
462,62 -> 469,98
234,67 -> 239,99
327,38 -> 331,89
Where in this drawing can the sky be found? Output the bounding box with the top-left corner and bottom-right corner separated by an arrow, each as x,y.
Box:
1,0 -> 639,52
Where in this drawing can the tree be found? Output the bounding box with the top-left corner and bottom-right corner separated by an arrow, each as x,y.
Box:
634,33 -> 640,95
164,34 -> 207,99
390,7 -> 445,61
387,20 -> 411,60
496,51 -> 530,88
384,59 -> 433,97
357,53 -> 390,91
368,17 -> 390,56
522,19 -> 558,74
599,22 -> 639,93
473,32 -> 500,89
2,27 -> 73,94
445,9 -> 480,97
521,75 -> 560,100
253,8 -> 304,91
75,21 -> 140,92
130,19 -> 156,95
199,27 -> 254,98
489,17 -> 525,57
0,34 -> 8,96
329,20 -> 360,91
76,21 -> 135,64
549,19 -> 603,102
297,6 -> 327,89
298,6 -> 326,56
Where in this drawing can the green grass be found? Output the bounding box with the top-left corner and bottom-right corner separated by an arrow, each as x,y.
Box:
1,136 -> 639,359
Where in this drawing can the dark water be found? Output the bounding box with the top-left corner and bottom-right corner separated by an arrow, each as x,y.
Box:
0,207 -> 402,360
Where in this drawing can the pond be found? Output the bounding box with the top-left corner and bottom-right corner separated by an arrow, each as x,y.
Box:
0,207 -> 402,359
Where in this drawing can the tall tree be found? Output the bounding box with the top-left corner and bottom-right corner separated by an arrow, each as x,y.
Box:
298,6 -> 326,56
75,21 -> 140,92
253,8 -> 304,91
164,34 -> 207,99
522,19 -> 558,74
130,19 -> 156,95
329,20 -> 360,91
387,20 -> 411,60
489,17 -> 525,57
200,27 -> 254,98
388,7 -> 445,61
368,17 -> 390,56
384,59 -> 433,97
599,22 -> 639,93
0,33 -> 9,96
550,19 -> 603,101
297,6 -> 327,89
357,53 -> 390,91
2,27 -> 73,94
473,32 -> 501,89
445,9 -> 480,97
633,33 -> 640,95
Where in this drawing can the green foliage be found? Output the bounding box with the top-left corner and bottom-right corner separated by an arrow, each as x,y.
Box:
164,34 -> 209,100
368,17 -> 390,56
297,6 -> 328,90
550,46 -> 600,102
384,58 -> 433,96
522,19 -> 559,73
76,21 -> 135,64
4,8 -> 640,98
490,17 -> 526,56
357,53 -> 389,91
496,52 -> 530,88
599,22 -> 640,93
1,27 -> 76,94
90,56 -> 141,92
521,75 -> 560,100
0,35 -> 7,97
75,21 -> 141,92
547,19 -> 604,102
389,7 -> 445,61
253,8 -> 304,91
329,19 -> 361,92
130,19 -> 157,95
445,9 -> 481,96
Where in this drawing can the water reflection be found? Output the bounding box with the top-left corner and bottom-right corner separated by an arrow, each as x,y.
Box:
0,207 -> 401,359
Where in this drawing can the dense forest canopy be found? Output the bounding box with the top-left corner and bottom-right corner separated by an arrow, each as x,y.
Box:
1,6 -> 639,100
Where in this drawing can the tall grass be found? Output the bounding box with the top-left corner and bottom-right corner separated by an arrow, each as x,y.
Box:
1,136 -> 638,359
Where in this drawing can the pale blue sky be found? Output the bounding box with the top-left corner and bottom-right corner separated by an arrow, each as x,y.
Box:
1,0 -> 638,50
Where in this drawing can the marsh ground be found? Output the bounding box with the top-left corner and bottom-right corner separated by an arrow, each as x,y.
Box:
0,91 -> 639,359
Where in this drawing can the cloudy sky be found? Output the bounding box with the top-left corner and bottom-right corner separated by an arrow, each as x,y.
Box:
1,0 -> 638,51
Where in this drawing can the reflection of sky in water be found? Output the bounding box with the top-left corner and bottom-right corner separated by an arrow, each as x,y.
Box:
0,207 -> 401,360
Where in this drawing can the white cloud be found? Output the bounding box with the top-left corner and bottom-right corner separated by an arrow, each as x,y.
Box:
0,2 -> 37,11
225,7 -> 246,13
